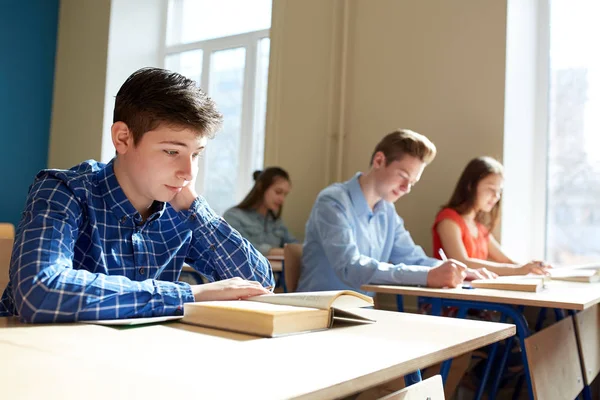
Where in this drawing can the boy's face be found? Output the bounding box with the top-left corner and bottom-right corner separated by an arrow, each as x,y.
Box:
115,123 -> 206,209
372,153 -> 426,203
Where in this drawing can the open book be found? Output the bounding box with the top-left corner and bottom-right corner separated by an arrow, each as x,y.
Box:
469,277 -> 544,292
182,290 -> 375,338
469,266 -> 600,292
547,267 -> 600,283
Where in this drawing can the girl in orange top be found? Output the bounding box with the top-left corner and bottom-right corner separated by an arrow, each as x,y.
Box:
433,156 -> 550,276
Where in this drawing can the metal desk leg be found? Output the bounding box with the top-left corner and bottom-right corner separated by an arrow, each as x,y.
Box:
396,295 -> 404,313
534,307 -> 548,331
438,300 -> 534,400
404,370 -> 422,386
429,297 -> 443,317
279,260 -> 287,293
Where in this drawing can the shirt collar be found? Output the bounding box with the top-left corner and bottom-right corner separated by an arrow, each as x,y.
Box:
345,172 -> 384,217
346,173 -> 376,218
99,159 -> 166,224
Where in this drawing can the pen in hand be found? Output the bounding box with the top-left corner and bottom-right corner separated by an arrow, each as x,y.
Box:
438,248 -> 473,289
438,248 -> 448,261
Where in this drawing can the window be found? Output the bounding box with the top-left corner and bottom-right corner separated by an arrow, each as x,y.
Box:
163,0 -> 272,215
546,0 -> 600,264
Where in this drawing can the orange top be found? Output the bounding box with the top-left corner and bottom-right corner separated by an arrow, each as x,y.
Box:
432,208 -> 489,260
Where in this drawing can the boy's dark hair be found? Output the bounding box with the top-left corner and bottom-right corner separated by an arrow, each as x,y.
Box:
113,67 -> 223,144
237,167 -> 291,219
370,129 -> 437,166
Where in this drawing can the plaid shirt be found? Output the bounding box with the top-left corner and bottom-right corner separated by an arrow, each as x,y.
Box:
0,160 -> 274,323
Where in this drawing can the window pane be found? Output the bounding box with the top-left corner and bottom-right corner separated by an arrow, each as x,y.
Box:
167,0 -> 272,45
547,0 -> 600,264
165,49 -> 203,84
252,37 -> 270,171
203,48 -> 246,215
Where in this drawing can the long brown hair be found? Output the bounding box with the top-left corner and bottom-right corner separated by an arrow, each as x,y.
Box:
443,156 -> 504,233
237,167 -> 290,219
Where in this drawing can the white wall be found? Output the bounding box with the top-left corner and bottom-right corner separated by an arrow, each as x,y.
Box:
101,0 -> 165,163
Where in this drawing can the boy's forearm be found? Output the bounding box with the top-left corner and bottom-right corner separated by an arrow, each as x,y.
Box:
185,198 -> 275,287
12,262 -> 195,323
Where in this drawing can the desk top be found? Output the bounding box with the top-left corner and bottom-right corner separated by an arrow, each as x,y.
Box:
363,280 -> 600,311
0,309 -> 514,399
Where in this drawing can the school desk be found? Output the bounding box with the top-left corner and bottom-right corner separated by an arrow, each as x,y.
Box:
362,281 -> 600,400
0,308 -> 514,399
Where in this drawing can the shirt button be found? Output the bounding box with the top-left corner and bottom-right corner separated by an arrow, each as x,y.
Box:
120,216 -> 127,224
210,245 -> 216,251
139,268 -> 145,274
189,214 -> 197,221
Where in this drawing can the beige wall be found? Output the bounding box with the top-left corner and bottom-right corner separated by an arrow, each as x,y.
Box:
267,0 -> 508,255
265,0 -> 346,240
48,0 -> 509,257
48,0 -> 111,169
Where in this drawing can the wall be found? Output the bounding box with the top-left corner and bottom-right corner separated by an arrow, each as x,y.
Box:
267,0 -> 508,255
48,0 -> 111,169
265,0 -> 346,240
0,0 -> 60,226
47,0 -> 166,168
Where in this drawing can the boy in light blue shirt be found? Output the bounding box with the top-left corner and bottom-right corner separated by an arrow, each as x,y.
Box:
297,129 -> 492,294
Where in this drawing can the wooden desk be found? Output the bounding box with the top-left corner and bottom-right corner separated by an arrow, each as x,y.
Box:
363,280 -> 600,311
363,281 -> 600,399
0,309 -> 514,399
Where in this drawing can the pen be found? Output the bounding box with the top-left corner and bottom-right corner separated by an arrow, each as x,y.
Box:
438,248 -> 448,261
440,249 -> 475,290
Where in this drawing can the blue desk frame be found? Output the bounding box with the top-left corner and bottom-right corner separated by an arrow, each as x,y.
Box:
396,295 -> 593,400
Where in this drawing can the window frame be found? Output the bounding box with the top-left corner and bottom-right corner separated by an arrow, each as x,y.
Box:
159,0 -> 270,209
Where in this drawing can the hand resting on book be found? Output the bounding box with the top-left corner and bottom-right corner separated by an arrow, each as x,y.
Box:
191,277 -> 270,302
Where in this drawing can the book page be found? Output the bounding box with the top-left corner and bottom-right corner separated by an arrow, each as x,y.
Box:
549,268 -> 599,278
556,263 -> 600,271
470,278 -> 543,292
248,290 -> 373,310
82,315 -> 183,326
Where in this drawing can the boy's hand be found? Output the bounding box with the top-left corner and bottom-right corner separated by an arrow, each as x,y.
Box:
170,181 -> 198,212
191,277 -> 271,302
426,260 -> 467,288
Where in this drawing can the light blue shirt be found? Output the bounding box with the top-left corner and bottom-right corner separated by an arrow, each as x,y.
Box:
297,173 -> 440,295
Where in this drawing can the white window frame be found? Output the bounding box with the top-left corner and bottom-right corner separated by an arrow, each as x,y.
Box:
502,0 -> 550,261
159,0 -> 270,205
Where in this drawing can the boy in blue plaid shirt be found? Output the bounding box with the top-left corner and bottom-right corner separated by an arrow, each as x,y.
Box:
0,68 -> 274,323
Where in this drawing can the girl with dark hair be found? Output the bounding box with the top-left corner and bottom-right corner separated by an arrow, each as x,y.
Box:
433,156 -> 551,276
223,167 -> 297,256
